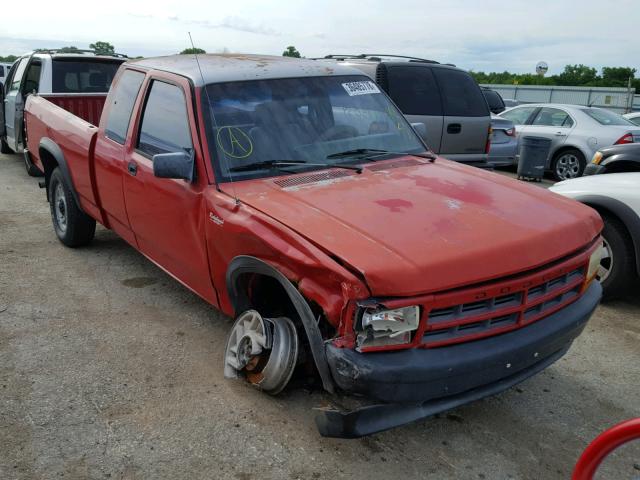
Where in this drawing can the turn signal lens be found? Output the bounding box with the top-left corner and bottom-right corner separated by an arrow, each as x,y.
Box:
591,151 -> 603,165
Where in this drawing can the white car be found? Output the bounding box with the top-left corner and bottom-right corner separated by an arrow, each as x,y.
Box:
500,104 -> 640,181
549,173 -> 640,299
623,112 -> 640,126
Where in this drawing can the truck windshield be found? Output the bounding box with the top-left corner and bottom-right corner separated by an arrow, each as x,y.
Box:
52,59 -> 123,93
202,75 -> 426,181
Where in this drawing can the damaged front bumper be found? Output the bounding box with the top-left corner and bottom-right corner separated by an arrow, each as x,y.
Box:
317,281 -> 601,438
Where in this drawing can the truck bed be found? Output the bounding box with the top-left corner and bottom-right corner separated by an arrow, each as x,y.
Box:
25,94 -> 101,219
40,93 -> 107,127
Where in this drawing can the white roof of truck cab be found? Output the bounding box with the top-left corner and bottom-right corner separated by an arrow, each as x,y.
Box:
128,54 -> 364,86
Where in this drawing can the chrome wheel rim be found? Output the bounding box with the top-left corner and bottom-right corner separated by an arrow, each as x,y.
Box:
597,238 -> 613,283
556,154 -> 581,180
224,310 -> 270,379
53,183 -> 68,233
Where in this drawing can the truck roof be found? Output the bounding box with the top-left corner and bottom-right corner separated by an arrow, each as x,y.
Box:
128,54 -> 362,86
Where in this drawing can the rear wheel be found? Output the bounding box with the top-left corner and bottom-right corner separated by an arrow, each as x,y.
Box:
552,149 -> 585,181
598,214 -> 635,301
224,310 -> 299,395
49,168 -> 96,247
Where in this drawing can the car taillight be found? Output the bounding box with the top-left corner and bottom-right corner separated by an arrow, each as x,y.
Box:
485,126 -> 492,153
505,127 -> 516,137
614,133 -> 634,144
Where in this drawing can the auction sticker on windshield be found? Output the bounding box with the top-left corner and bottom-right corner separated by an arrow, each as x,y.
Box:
342,81 -> 380,96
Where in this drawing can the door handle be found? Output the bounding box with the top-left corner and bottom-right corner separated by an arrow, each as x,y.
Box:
447,123 -> 462,134
555,132 -> 567,136
127,161 -> 137,176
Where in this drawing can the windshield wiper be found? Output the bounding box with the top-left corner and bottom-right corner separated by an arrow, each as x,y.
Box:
229,160 -> 363,173
326,148 -> 437,162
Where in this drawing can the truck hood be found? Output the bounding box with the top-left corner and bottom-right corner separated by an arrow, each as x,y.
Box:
231,158 -> 601,297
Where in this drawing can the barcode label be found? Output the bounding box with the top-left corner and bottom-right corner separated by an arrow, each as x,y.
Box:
342,81 -> 380,96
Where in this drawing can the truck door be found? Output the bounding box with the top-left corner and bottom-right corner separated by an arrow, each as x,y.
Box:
433,68 -> 491,157
384,65 -> 444,152
3,57 -> 28,150
123,77 -> 217,303
0,76 -> 5,137
93,68 -> 146,246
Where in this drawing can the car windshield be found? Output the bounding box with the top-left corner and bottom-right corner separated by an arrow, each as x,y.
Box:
581,108 -> 634,126
201,75 -> 425,181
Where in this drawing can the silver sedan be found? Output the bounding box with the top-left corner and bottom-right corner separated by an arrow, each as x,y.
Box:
499,104 -> 640,180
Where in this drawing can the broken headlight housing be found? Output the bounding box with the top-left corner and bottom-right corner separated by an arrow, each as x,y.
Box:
356,305 -> 420,350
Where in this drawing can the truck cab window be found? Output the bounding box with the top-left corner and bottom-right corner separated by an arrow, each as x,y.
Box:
137,80 -> 192,157
105,70 -> 145,144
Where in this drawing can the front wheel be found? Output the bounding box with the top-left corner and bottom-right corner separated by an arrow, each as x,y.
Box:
224,310 -> 299,395
552,149 -> 585,181
598,214 -> 636,301
49,168 -> 96,247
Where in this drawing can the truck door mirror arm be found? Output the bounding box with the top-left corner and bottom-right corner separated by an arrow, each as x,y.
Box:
152,151 -> 196,182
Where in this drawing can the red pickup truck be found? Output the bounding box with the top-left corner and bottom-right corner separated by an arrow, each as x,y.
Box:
24,54 -> 603,437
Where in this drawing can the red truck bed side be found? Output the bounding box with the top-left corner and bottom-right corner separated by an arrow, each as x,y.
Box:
25,95 -> 102,220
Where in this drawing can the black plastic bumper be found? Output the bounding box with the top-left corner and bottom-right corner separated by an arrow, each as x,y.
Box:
584,163 -> 604,176
318,281 -> 601,437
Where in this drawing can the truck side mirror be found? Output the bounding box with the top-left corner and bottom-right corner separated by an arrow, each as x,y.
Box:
153,151 -> 196,182
411,122 -> 427,139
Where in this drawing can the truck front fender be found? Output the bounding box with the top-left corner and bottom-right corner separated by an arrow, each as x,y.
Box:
226,255 -> 335,393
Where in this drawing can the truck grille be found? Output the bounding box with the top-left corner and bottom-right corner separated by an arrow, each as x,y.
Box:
420,262 -> 588,348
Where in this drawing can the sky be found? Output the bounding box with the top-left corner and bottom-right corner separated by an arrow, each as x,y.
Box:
1,0 -> 639,74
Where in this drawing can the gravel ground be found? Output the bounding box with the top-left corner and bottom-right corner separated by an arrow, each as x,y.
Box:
1,152 -> 638,480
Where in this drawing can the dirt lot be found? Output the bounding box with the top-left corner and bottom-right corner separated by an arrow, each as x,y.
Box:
1,152 -> 638,480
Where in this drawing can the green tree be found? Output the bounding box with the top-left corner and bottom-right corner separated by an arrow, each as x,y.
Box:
601,67 -> 636,88
58,46 -> 81,53
0,54 -> 18,63
180,47 -> 206,54
90,41 -> 115,55
282,46 -> 301,58
554,64 -> 599,86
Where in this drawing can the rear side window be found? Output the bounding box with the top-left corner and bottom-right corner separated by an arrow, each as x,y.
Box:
433,69 -> 488,117
52,59 -> 122,93
137,80 -> 192,157
0,66 -> 4,76
483,89 -> 504,111
501,106 -> 537,125
531,107 -> 574,127
105,70 -> 145,144
386,66 -> 442,116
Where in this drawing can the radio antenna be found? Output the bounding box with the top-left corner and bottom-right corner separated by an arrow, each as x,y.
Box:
188,32 -> 239,205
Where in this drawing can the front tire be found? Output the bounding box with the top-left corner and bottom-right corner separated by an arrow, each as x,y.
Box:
49,168 -> 96,247
552,149 -> 585,181
598,214 -> 635,301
